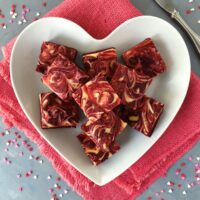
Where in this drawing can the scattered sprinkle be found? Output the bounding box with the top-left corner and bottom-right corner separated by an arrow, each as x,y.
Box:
182,190 -> 187,195
39,159 -> 43,164
168,188 -> 173,193
18,187 -> 23,192
47,175 -> 52,180
181,173 -> 186,180
33,175 -> 38,179
64,189 -> 68,194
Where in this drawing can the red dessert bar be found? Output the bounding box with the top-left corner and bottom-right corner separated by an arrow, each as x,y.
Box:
72,74 -> 121,118
77,133 -> 120,165
39,92 -> 79,129
111,63 -> 152,109
42,55 -> 89,101
82,112 -> 127,151
82,48 -> 117,80
123,38 -> 167,78
115,96 -> 164,137
36,41 -> 77,74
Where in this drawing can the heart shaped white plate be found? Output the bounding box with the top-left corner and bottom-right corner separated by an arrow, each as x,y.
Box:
10,16 -> 190,186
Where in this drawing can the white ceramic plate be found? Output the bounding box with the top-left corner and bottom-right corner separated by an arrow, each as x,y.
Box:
10,16 -> 191,186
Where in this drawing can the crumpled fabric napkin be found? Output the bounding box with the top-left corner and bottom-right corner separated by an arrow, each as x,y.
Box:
0,0 -> 200,199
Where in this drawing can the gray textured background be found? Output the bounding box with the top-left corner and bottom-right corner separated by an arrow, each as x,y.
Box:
0,0 -> 200,199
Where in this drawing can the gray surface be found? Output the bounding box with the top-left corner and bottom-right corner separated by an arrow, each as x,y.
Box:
0,0 -> 200,199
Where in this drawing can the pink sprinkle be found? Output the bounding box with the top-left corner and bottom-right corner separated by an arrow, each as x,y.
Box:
17,135 -> 21,139
3,157 -> 8,162
26,8 -> 30,13
22,4 -> 26,9
0,132 -> 5,137
29,147 -> 33,152
35,156 -> 40,160
177,183 -> 182,188
160,189 -> 164,193
57,185 -> 61,190
147,197 -> 152,200
190,182 -> 195,186
22,140 -> 27,145
7,160 -> 12,165
56,177 -> 61,182
14,132 -> 18,136
25,171 -> 32,177
19,152 -> 24,156
156,192 -> 159,196
198,5 -> 200,9
42,2 -> 47,7
18,187 -> 23,192
48,188 -> 54,193
15,144 -> 20,148
4,148 -> 9,152
181,162 -> 186,167
181,173 -> 186,180
16,174 -> 22,178
197,181 -> 200,185
195,164 -> 199,167
176,168 -> 181,175
167,181 -> 174,186
33,17 -> 38,21
185,9 -> 192,14
189,156 -> 193,161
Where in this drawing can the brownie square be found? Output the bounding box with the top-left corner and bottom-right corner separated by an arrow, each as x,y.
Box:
42,55 -> 89,101
72,74 -> 121,117
36,41 -> 77,74
39,92 -> 79,128
123,38 -> 167,78
115,96 -> 164,137
111,63 -> 152,109
82,48 -> 117,80
77,133 -> 120,165
81,112 -> 127,151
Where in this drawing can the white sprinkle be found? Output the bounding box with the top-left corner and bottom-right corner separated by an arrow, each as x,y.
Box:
190,8 -> 195,11
23,19 -> 27,23
197,20 -> 200,24
36,12 -> 40,16
5,130 -> 10,135
54,183 -> 58,188
197,177 -> 200,181
47,175 -> 52,180
6,142 -> 10,146
29,155 -> 34,160
59,193 -> 63,198
182,190 -> 187,195
168,188 -> 173,193
64,189 -> 68,194
188,0 -> 193,2
167,181 -> 171,186
18,21 -> 22,25
196,157 -> 200,161
12,13 -> 18,19
39,160 -> 43,164
187,184 -> 191,188
10,11 -> 14,15
33,175 -> 38,179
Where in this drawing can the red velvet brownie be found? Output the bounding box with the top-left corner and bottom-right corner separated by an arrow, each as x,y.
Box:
39,92 -> 79,128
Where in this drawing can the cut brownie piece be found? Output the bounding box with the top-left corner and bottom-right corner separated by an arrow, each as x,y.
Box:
36,41 -> 77,74
115,96 -> 164,137
82,48 -> 117,80
72,74 -> 121,117
77,133 -> 120,165
42,55 -> 89,101
39,92 -> 79,129
123,38 -> 167,78
82,112 -> 127,151
111,63 -> 152,109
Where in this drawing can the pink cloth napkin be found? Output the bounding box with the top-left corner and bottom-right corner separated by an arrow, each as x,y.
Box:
0,0 -> 200,199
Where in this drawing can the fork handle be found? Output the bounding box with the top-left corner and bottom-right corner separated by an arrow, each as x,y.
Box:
171,9 -> 200,54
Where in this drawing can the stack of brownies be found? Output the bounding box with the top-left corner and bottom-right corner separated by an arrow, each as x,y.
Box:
36,38 -> 166,165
